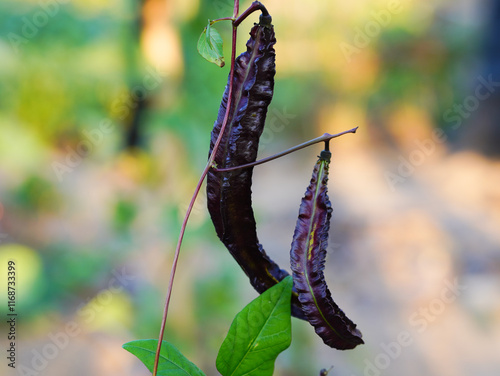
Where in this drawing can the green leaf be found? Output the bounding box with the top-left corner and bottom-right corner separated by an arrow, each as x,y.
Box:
216,276 -> 293,376
123,339 -> 205,376
197,20 -> 225,67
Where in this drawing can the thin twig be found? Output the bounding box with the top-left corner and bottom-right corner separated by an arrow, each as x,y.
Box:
213,127 -> 358,172
211,17 -> 234,24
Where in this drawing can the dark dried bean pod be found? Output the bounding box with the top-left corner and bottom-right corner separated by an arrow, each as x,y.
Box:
207,16 -> 306,320
290,149 -> 364,349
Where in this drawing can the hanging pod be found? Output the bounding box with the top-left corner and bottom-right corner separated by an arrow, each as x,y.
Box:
290,147 -> 363,349
206,14 -> 306,320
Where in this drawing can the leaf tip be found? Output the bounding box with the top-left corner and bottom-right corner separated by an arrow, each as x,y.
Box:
216,58 -> 226,68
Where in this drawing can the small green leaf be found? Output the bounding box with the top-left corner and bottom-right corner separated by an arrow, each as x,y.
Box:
216,276 -> 293,376
197,20 -> 225,67
123,339 -> 205,376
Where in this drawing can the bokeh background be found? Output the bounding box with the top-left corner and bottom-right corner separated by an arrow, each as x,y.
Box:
1,0 -> 499,375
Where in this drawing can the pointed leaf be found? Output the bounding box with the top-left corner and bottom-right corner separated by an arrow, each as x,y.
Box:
216,276 -> 293,376
197,21 -> 225,67
123,339 -> 205,376
290,150 -> 364,350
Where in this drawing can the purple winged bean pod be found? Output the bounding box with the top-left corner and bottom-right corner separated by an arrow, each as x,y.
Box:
290,149 -> 364,349
207,14 -> 306,320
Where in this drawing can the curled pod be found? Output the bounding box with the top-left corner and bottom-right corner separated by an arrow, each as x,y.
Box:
290,149 -> 364,349
207,15 -> 306,320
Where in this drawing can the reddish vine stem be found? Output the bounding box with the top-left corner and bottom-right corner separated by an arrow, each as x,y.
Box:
213,127 -> 358,172
152,1 -> 272,375
152,31 -> 237,375
151,14 -> 239,376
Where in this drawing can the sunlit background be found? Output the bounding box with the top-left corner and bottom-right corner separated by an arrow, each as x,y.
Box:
1,0 -> 499,375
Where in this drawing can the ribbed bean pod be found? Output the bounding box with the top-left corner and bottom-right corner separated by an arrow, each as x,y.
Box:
207,15 -> 306,320
290,149 -> 364,349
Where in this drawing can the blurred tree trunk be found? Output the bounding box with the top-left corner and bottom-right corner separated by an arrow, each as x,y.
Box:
455,0 -> 500,158
122,0 -> 147,150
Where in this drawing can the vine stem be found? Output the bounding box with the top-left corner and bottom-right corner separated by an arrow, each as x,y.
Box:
151,1 -> 271,375
151,10 -> 240,376
213,127 -> 358,172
